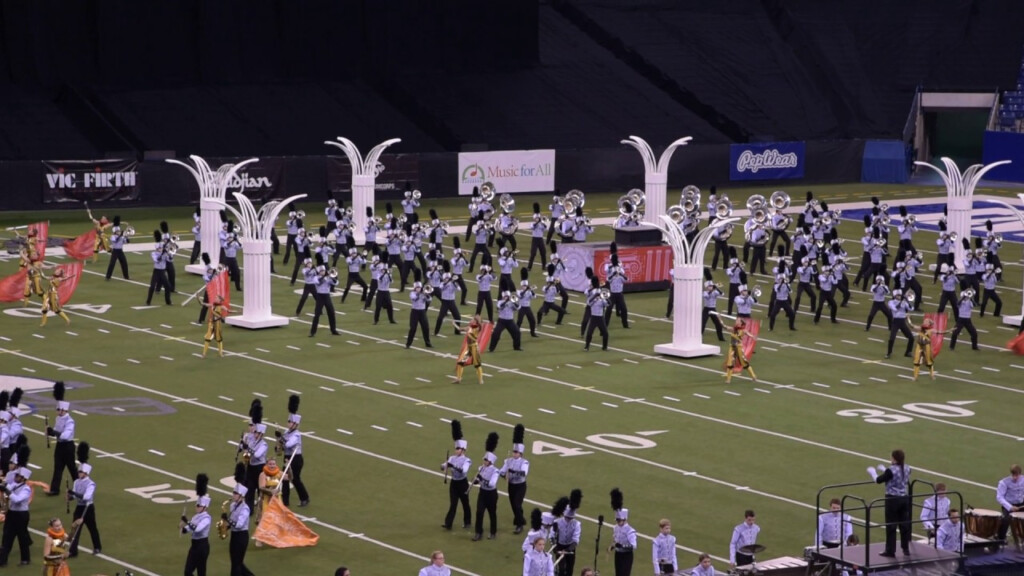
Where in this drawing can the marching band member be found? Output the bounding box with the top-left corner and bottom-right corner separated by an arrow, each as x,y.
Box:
289,226 -> 310,286
476,263 -> 496,323
373,262 -> 396,325
933,222 -> 954,283
384,218 -> 403,283
813,265 -> 838,325
201,295 -> 227,358
549,244 -> 569,310
406,272 -> 434,349
794,257 -> 817,313
160,221 -> 177,291
364,255 -> 382,311
498,209 -> 518,252
734,284 -> 757,322
245,410 -> 269,512
412,220 -> 430,273
489,291 -> 522,352
516,271 -> 538,338
865,238 -> 888,289
341,248 -> 368,304
580,269 -> 597,338
190,207 -> 202,265
42,517 -> 70,576
546,192 -> 564,245
558,212 -> 577,244
896,207 -> 917,261
692,553 -> 716,576
984,220 -> 1003,279
920,483 -> 950,537
470,220 -> 493,273
885,290 -> 914,359
748,224 -> 769,275
724,320 -> 757,384
428,210 -> 447,251
309,258 -> 340,337
710,219 -> 731,271
419,551 -> 451,576
295,258 -> 317,317
980,263 -> 1002,317
471,432 -> 501,541
89,212 -> 112,263
964,246 -> 984,304
609,489 -> 636,576
583,277 -> 609,352
402,186 -> 421,219
334,211 -> 354,260
552,493 -> 582,576
652,519 -> 677,575
769,206 -> 791,256
46,382 -> 78,495
181,474 -> 212,576
283,205 -> 300,264
497,245 -> 519,293
949,290 -> 979,351
451,239 -> 470,305
435,266 -> 462,336
316,226 -> 337,269
278,395 -> 309,507
105,215 -> 130,280
725,255 -> 744,316
364,207 -> 380,257
39,268 -> 72,327
226,470 -> 254,576
868,449 -> 911,557
573,208 -> 593,243
441,421 -> 472,530
325,196 -> 339,229
912,317 -> 943,381
256,457 -> 283,525
853,219 -> 873,289
536,265 -> 566,327
146,231 -> 173,305
864,276 -> 893,331
701,281 -> 726,342
0,394 -> 10,473
400,231 -> 419,292
466,187 -> 483,242
728,510 -> 760,568
816,498 -> 853,548
500,425 -> 530,534
528,203 -> 548,271
768,273 -> 796,331
605,255 -> 630,329
67,442 -> 101,556
453,315 -> 484,384
996,465 -> 1024,542
902,252 -> 924,310
522,510 -> 555,554
936,264 -> 960,321
936,509 -> 964,553
0,463 -> 32,566
523,537 -> 554,576
830,242 -> 851,307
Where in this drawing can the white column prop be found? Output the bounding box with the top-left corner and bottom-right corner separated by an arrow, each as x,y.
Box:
166,155 -> 259,276
653,215 -> 737,358
914,157 -> 1011,272
621,136 -> 693,227
984,193 -> 1024,327
324,137 -> 401,245
215,192 -> 307,329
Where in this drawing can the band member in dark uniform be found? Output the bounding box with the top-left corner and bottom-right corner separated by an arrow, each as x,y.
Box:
147,231 -> 173,305
869,449 -> 911,557
441,420 -> 472,530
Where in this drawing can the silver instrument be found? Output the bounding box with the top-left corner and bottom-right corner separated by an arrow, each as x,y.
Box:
752,286 -> 762,298
667,204 -> 686,225
499,193 -> 516,214
906,292 -> 916,304
906,214 -> 916,225
715,198 -> 733,219
718,222 -> 735,241
328,268 -> 339,279
412,190 -> 422,201
747,194 -> 767,223
769,190 -> 790,211
962,288 -> 975,300
563,189 -> 585,213
480,182 -> 497,202
681,185 -> 701,214
422,284 -> 434,295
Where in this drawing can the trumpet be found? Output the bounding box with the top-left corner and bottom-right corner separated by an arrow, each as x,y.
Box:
752,286 -> 762,298
217,500 -> 231,539
116,222 -> 136,238
906,292 -> 916,304
906,214 -> 916,226
421,284 -> 434,295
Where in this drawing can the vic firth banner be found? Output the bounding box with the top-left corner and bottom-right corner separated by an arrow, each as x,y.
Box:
42,159 -> 140,203
729,142 -> 805,181
457,149 -> 555,196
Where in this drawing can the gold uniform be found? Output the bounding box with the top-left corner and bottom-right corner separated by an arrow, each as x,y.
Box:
202,302 -> 227,357
40,274 -> 70,327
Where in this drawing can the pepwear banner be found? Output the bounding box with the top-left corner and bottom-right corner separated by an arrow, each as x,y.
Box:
729,142 -> 805,181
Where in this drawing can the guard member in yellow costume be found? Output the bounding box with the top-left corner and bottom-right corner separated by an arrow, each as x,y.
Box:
88,212 -> 111,263
724,320 -> 757,384
40,269 -> 71,327
255,457 -> 284,525
454,315 -> 484,384
912,317 -> 944,381
17,233 -> 44,305
42,517 -> 71,576
201,295 -> 227,358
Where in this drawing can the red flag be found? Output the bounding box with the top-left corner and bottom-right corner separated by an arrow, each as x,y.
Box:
457,322 -> 494,366
62,229 -> 96,261
56,262 -> 82,307
927,312 -> 948,359
207,270 -> 231,313
0,269 -> 27,303
1008,332 -> 1024,356
730,319 -> 761,373
28,221 -> 49,259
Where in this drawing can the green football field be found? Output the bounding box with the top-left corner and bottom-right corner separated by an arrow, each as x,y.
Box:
1,182 -> 1022,576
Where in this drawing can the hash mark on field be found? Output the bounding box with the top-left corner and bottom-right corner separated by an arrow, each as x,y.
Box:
346,340 -> 360,346
65,331 -> 77,336
316,343 -> 331,348
754,388 -> 772,394
868,337 -> 885,343
188,445 -> 205,452
977,329 -> 989,334
723,391 -> 742,397
954,369 -> 972,375
1012,365 -> 1024,370
571,405 -> 588,411
286,345 -> 301,351
384,380 -> 400,386
32,334 -> 44,339
27,464 -> 41,470
97,329 -> 109,334
160,324 -> 173,329
898,374 -> 914,380
336,428 -> 353,435
256,348 -> 270,353
126,358 -> 140,364
159,356 -> 174,361
815,341 -> 832,347
112,407 -> 125,412
623,358 -> 638,364
594,361 -> 610,367
415,377 -> 431,383
22,367 -> 36,373
624,398 -> 645,403
663,396 -> 681,402
538,408 -> 555,414
982,367 -> 1000,372
0,336 -> 9,341
869,377 -> 888,383
371,425 -> 388,431
537,366 -> 552,372
218,396 -> 233,402
406,421 -> 422,428
761,346 -> 777,352
506,411 -> 522,418
812,382 -> 830,388
320,386 -> 335,392
998,326 -> 1016,331
252,392 -> 268,398
148,449 -> 165,456
568,322 -> 581,327
191,353 -> 202,358
841,380 -> 859,386
842,340 -> 858,345
93,361 -> 107,367
693,393 -> 710,399
565,363 -> 582,369
286,389 -> 302,395
602,402 -> 619,408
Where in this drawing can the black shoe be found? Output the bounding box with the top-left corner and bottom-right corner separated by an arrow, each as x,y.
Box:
514,526 -> 523,534
904,352 -> 912,357
299,500 -> 309,507
308,333 -> 315,337
884,354 -> 891,359
93,548 -> 101,555
18,561 -> 29,565
487,533 -> 496,540
463,523 -> 472,529
426,343 -> 434,348
441,524 -> 452,530
902,548 -> 911,555
879,552 -> 896,558
331,331 -> 340,335
67,553 -> 78,559
45,491 -> 60,496
390,321 -> 397,324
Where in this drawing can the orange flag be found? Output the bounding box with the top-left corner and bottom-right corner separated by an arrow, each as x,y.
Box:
0,269 -> 27,303
252,497 -> 319,548
56,262 -> 83,307
63,229 -> 97,261
207,270 -> 231,313
1009,332 -> 1024,355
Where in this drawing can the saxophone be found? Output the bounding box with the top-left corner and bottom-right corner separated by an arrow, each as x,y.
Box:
216,500 -> 231,540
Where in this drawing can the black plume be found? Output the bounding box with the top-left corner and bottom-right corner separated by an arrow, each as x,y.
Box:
325,188 -> 334,200
219,210 -> 228,223
160,221 -> 169,233
413,268 -> 422,282
585,267 -> 594,279
496,237 -> 506,249
10,388 -> 22,408
552,496 -> 570,517
805,190 -> 813,202
335,209 -> 344,221
472,186 -> 480,197
830,228 -> 839,241
513,424 -> 525,444
549,241 -> 558,254
591,276 -> 600,289
0,391 -> 8,411
319,226 -> 327,237
53,381 -> 66,402
113,215 -> 121,226
570,488 -> 583,510
546,263 -> 555,276
962,238 -> 970,250
195,473 -> 209,497
975,237 -> 983,249
202,253 -> 211,265
820,201 -> 829,212
739,270 -> 748,284
251,404 -> 263,425
986,219 -> 993,231
288,394 -> 300,416
288,202 -> 296,211
610,487 -> 624,511
704,266 -> 713,281
863,215 -> 871,227
610,242 -> 618,254
366,206 -> 374,218
226,220 -> 234,233
249,399 -> 262,420
453,237 -> 461,250
77,441 -> 90,464
899,205 -> 907,217
153,230 -> 161,243
797,214 -> 806,228
16,443 -> 29,468
871,196 -> 879,206
728,246 -> 737,259
575,207 -> 583,217
234,462 -> 246,484
938,220 -> 947,231
442,260 -> 451,272
485,432 -> 499,453
520,268 -> 529,281
530,508 -> 543,530
429,209 -> 438,220
385,202 -> 393,213
450,419 -> 464,441
533,202 -> 541,214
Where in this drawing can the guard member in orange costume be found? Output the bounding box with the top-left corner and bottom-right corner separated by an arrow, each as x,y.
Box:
454,315 -> 484,384
724,320 -> 757,384
201,295 -> 227,358
42,517 -> 70,576
912,317 -> 945,381
255,457 -> 284,525
40,269 -> 72,327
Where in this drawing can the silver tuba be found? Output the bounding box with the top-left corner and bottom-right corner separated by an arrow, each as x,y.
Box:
563,189 -> 585,213
667,204 -> 687,224
480,182 -> 496,202
769,190 -> 790,211
747,194 -> 768,224
680,185 -> 701,214
499,193 -> 516,214
715,198 -> 733,219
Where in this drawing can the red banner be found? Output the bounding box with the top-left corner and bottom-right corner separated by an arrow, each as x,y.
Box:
28,221 -> 49,260
207,270 -> 231,313
1009,332 -> 1024,356
926,312 -> 948,359
0,269 -> 27,303
63,229 -> 97,261
457,322 -> 494,366
56,262 -> 82,307
731,319 -> 761,373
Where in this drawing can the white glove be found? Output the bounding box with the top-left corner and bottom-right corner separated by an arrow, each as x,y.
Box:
876,464 -> 887,474
867,466 -> 878,480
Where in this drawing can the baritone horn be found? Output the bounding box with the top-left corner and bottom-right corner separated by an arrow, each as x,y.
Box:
680,185 -> 701,213
752,286 -> 763,299
412,189 -> 422,201
770,190 -> 790,211
626,188 -> 645,211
